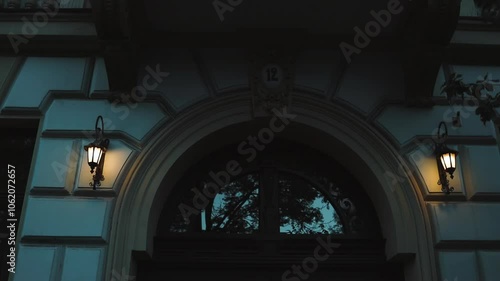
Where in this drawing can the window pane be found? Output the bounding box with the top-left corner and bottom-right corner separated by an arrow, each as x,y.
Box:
168,173 -> 259,234
207,173 -> 259,233
278,173 -> 343,234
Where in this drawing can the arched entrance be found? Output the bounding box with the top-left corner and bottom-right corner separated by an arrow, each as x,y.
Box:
137,139 -> 404,280
104,94 -> 436,281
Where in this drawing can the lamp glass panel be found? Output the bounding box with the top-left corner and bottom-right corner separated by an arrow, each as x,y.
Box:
87,146 -> 103,165
440,152 -> 456,170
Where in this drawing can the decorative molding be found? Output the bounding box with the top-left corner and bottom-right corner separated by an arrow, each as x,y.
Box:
435,240 -> 500,250
6,0 -> 19,9
41,129 -> 142,151
107,91 -> 438,281
60,0 -> 86,9
401,135 -> 498,154
73,188 -> 116,198
292,85 -> 328,98
0,36 -> 100,56
470,192 -> 500,201
213,86 -> 251,96
422,193 -> 468,201
2,90 -> 172,148
42,0 -> 57,10
24,0 -> 35,9
370,119 -> 404,152
38,90 -> 87,113
249,49 -> 296,116
1,107 -> 42,116
30,187 -> 70,196
21,235 -> 107,245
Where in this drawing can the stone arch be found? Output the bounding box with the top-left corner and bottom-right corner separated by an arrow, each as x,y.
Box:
104,93 -> 436,281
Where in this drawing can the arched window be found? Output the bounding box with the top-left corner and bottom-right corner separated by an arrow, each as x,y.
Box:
140,139 -> 404,281
159,139 -> 380,237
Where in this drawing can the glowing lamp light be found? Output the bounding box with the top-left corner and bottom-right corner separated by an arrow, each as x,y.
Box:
434,122 -> 458,194
86,144 -> 105,172
84,116 -> 109,190
439,149 -> 458,178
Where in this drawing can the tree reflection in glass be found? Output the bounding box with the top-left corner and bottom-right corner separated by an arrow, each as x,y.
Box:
205,173 -> 260,233
169,171 -> 345,235
278,173 -> 343,234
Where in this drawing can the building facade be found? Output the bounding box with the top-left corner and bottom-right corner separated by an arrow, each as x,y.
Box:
1,0 -> 500,280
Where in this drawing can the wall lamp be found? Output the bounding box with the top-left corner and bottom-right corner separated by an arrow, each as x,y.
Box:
435,122 -> 458,194
84,116 -> 109,190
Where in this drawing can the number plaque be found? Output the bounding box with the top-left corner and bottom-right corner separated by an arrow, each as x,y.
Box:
249,50 -> 295,115
262,64 -> 283,89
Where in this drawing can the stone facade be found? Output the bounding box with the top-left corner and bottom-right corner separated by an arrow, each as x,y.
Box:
1,1 -> 500,281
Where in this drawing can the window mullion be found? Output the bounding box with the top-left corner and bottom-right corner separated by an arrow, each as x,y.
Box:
259,165 -> 279,234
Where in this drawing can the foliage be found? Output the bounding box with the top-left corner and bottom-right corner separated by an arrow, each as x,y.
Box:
209,174 -> 260,233
170,172 -> 345,234
278,175 -> 343,234
441,72 -> 500,125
